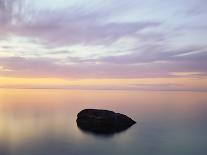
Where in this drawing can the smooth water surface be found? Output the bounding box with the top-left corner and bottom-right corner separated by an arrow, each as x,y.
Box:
0,89 -> 207,155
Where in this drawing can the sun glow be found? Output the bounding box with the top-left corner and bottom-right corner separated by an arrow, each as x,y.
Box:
0,77 -> 207,91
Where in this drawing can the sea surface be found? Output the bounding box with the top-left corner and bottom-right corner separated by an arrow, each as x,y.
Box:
0,89 -> 207,155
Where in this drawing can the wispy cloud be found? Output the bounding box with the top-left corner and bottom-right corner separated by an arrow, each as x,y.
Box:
0,46 -> 207,79
0,0 -> 207,85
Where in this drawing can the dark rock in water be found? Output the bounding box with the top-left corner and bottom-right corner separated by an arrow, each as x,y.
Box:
76,109 -> 136,135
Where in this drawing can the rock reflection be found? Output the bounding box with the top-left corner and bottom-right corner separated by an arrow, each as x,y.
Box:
77,121 -> 135,137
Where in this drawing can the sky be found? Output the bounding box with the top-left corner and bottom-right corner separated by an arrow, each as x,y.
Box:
0,0 -> 207,91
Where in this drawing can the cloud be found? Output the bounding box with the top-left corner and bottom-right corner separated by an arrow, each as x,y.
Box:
0,45 -> 207,79
0,0 -> 206,82
186,0 -> 207,15
0,0 -> 161,46
65,46 -> 207,72
18,20 -> 161,46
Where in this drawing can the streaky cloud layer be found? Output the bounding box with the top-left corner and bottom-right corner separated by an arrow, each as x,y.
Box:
0,0 -> 207,90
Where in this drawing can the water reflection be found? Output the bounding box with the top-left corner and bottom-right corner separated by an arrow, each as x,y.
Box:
77,121 -> 135,137
0,89 -> 207,155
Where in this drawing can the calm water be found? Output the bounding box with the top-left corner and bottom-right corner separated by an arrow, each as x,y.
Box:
0,89 -> 207,155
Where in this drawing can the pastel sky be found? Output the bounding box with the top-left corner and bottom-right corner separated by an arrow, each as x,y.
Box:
0,0 -> 207,90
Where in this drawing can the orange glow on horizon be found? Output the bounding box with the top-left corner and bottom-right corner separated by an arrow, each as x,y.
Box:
0,76 -> 207,90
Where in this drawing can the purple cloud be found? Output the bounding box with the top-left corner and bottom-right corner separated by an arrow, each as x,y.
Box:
0,0 -> 207,82
0,0 -> 161,46
0,46 -> 207,79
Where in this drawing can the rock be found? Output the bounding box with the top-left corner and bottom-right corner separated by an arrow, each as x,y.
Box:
76,109 -> 136,135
